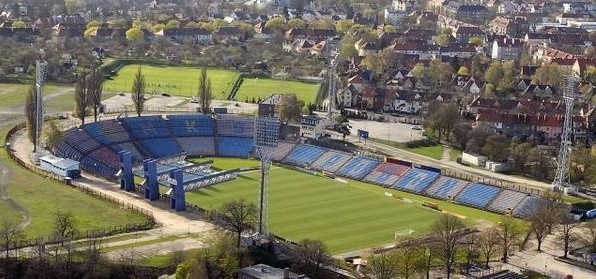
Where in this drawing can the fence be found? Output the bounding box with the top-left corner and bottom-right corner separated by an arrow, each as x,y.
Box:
3,123 -> 156,250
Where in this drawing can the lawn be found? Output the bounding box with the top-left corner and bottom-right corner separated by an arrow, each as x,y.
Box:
370,138 -> 445,160
103,64 -> 240,99
233,77 -> 320,104
0,83 -> 63,110
180,158 -> 501,254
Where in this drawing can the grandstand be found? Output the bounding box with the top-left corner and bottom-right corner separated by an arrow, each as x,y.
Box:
269,141 -> 297,162
54,142 -> 83,161
336,156 -> 380,180
393,168 -> 440,193
84,120 -> 132,144
63,129 -> 102,155
487,190 -> 528,214
310,150 -> 352,173
425,177 -> 469,199
512,196 -> 539,217
364,162 -> 411,186
168,115 -> 215,137
284,144 -> 327,167
217,137 -> 254,157
216,114 -> 254,138
455,183 -> 502,209
177,137 -> 216,157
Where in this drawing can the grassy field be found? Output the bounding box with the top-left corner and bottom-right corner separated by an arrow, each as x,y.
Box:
233,77 -> 320,104
103,64 -> 240,99
371,138 -> 445,160
0,119 -> 151,237
180,158 -> 502,254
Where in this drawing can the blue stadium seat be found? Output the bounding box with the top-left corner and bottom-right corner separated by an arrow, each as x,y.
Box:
168,115 -> 215,137
270,142 -> 297,162
55,142 -> 83,161
393,168 -> 440,193
110,142 -> 144,161
217,137 -> 254,157
121,116 -> 171,140
376,162 -> 410,176
80,156 -> 118,179
337,156 -> 380,180
84,120 -> 132,144
513,196 -> 539,217
63,129 -> 102,155
138,138 -> 183,158
216,115 -> 254,138
455,183 -> 502,208
283,144 -> 327,167
364,171 -> 401,186
425,177 -> 469,199
178,137 -> 216,156
310,150 -> 351,172
487,190 -> 528,213
88,147 -> 120,170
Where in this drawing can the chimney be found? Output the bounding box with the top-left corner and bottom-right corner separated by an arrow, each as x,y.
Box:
284,268 -> 290,279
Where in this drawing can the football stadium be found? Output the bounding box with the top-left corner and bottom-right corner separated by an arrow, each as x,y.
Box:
51,113 -> 542,253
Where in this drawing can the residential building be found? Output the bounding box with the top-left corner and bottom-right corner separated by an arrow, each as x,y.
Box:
238,264 -> 309,279
452,26 -> 484,44
489,16 -> 528,37
492,38 -> 524,60
443,4 -> 490,23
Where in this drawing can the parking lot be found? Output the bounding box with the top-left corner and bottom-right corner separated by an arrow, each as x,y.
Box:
348,118 -> 425,143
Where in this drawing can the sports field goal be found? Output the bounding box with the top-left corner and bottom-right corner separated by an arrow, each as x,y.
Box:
394,229 -> 414,240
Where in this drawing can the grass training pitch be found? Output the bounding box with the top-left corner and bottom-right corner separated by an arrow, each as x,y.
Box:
179,158 -> 501,254
233,77 -> 320,103
103,64 -> 240,99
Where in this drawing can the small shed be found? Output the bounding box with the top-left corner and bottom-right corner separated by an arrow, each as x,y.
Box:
39,155 -> 81,178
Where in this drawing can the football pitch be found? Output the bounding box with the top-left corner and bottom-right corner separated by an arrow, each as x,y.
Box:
233,77 -> 320,104
181,158 -> 501,254
103,64 -> 240,99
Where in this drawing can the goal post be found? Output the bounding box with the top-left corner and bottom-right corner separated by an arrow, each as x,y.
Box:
394,229 -> 414,240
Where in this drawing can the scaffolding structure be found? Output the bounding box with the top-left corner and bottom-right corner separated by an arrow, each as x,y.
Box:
34,60 -> 48,160
253,116 -> 280,235
551,76 -> 578,193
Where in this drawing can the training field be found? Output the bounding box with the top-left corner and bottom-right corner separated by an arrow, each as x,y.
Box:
103,64 -> 239,99
233,77 -> 320,103
181,158 -> 500,254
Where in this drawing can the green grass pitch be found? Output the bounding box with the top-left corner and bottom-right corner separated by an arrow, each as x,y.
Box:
103,64 -> 240,99
233,77 -> 320,104
180,158 -> 501,254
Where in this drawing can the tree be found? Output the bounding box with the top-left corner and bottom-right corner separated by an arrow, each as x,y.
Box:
291,239 -> 332,278
429,60 -> 453,89
468,37 -> 483,46
86,20 -> 101,30
131,67 -> 146,117
484,61 -> 503,86
310,19 -> 335,30
452,123 -> 472,150
557,206 -> 576,258
435,34 -> 452,46
125,27 -> 144,42
0,218 -> 23,259
477,227 -> 500,267
395,241 -> 422,279
265,17 -> 287,31
584,219 -> 596,253
151,23 -> 166,33
165,20 -> 180,29
431,214 -> 466,279
88,70 -> 103,122
496,215 -> 522,263
410,63 -> 426,78
457,66 -> 469,75
74,75 -> 89,125
279,94 -> 304,123
482,134 -> 509,162
54,211 -> 77,242
197,67 -> 212,115
335,19 -> 355,35
497,61 -> 517,95
24,83 -> 39,152
426,102 -> 459,142
287,18 -> 307,29
415,242 -> 435,279
44,120 -> 64,151
367,252 -> 399,279
533,62 -> 562,87
12,20 -> 26,28
509,142 -> 532,174
220,198 -> 257,248
526,199 -> 552,252
339,35 -> 358,60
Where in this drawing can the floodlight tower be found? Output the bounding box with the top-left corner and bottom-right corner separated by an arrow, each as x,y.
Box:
253,116 -> 280,236
551,76 -> 578,192
327,53 -> 339,119
35,60 -> 48,159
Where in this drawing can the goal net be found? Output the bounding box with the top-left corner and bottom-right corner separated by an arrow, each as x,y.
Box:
394,229 -> 414,240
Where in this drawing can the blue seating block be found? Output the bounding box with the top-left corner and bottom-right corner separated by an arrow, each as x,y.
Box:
337,156 -> 380,179
393,168 -> 440,193
217,115 -> 254,138
168,115 -> 215,137
455,183 -> 501,208
284,144 -> 327,167
513,196 -> 538,217
121,116 -> 171,140
217,137 -> 254,157
139,138 -> 183,158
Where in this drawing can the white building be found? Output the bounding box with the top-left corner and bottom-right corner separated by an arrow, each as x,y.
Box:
300,115 -> 325,139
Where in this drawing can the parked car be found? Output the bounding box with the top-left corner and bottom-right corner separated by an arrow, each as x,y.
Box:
411,125 -> 422,130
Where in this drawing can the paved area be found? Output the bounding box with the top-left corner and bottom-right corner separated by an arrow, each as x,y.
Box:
346,118 -> 424,143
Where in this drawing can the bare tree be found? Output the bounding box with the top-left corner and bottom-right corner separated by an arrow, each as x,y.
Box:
24,82 -> 38,152
496,215 -> 522,263
415,242 -> 435,279
0,218 -> 23,259
395,241 -> 422,279
367,252 -> 399,279
197,67 -> 212,115
527,206 -> 550,252
478,227 -> 500,267
463,233 -> 479,274
584,219 -> 596,253
431,214 -> 466,279
527,192 -> 566,252
88,69 -> 103,122
131,67 -> 145,117
74,75 -> 90,125
220,198 -> 257,248
291,239 -> 332,279
558,207 -> 577,258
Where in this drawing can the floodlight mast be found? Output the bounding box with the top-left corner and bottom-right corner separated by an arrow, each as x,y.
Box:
254,117 -> 280,236
35,60 -> 48,158
551,76 -> 577,192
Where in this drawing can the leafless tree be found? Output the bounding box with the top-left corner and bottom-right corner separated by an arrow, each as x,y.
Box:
0,218 -> 23,259
220,198 -> 257,248
74,75 -> 90,125
584,219 -> 596,253
197,67 -> 212,115
415,242 -> 435,279
291,239 -> 332,279
24,82 -> 38,152
367,252 -> 399,279
558,208 -> 577,258
478,227 -> 500,267
395,241 -> 422,279
131,67 -> 145,117
496,215 -> 522,263
431,214 -> 466,279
